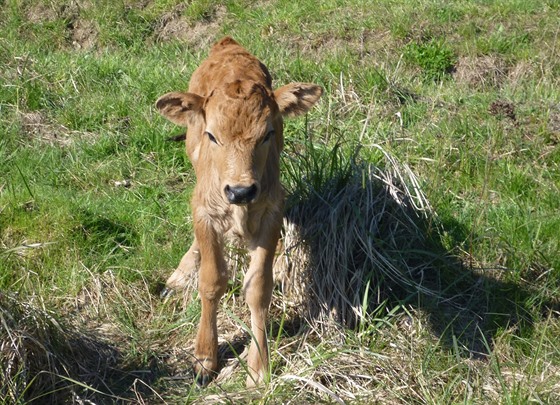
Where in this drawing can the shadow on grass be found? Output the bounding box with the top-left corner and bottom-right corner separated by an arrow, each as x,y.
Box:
277,142 -> 560,358
74,209 -> 139,269
397,214 -> 559,357
0,292 -> 170,404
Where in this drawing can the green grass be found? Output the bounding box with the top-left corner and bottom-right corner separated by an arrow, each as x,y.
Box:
1,0 -> 559,403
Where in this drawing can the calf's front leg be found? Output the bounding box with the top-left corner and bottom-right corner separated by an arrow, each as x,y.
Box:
244,226 -> 280,387
193,222 -> 227,386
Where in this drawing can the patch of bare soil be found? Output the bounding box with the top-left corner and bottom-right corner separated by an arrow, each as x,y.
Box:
25,2 -> 58,23
24,1 -> 98,50
488,100 -> 517,122
454,55 -> 509,88
153,4 -> 226,49
26,1 -> 86,24
19,111 -> 83,146
68,18 -> 98,50
299,32 -> 356,55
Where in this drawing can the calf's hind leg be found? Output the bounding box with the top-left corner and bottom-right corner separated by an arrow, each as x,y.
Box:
162,238 -> 200,296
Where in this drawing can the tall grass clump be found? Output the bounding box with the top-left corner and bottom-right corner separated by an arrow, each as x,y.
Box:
276,137 -> 440,329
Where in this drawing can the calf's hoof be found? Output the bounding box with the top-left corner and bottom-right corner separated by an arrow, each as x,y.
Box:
193,358 -> 217,387
246,368 -> 266,388
160,287 -> 175,299
196,371 -> 213,387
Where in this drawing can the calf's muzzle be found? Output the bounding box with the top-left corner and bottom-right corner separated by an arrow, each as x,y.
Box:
224,184 -> 258,204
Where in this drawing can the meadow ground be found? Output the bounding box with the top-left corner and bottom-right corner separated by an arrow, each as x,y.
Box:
1,0 -> 559,403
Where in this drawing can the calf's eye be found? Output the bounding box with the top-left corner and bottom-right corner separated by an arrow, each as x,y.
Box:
205,131 -> 218,144
262,130 -> 275,144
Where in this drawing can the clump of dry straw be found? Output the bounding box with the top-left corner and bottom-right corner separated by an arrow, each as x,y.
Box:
274,142 -> 439,330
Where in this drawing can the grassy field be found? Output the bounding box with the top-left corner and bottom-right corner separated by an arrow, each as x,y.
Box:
1,0 -> 559,403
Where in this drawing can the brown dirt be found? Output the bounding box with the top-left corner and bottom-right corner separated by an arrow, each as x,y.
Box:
24,1 -> 98,50
19,111 -> 89,146
69,18 -> 98,50
453,55 -> 509,88
153,4 -> 227,50
488,100 -> 517,121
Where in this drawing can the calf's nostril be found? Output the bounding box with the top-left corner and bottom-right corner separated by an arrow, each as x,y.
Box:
245,184 -> 257,201
224,184 -> 258,204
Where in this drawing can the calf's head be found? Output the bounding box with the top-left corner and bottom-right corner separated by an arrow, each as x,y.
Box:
156,80 -> 322,205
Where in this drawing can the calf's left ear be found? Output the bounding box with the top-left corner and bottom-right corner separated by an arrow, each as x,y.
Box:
155,91 -> 205,127
274,83 -> 323,118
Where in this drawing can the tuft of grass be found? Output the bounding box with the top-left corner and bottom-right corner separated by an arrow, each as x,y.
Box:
404,39 -> 457,81
277,138 -> 439,329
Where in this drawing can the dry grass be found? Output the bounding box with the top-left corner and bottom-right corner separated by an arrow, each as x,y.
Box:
19,112 -> 78,147
453,55 -> 509,88
275,143 -> 438,330
0,292 -> 121,404
152,3 -> 226,47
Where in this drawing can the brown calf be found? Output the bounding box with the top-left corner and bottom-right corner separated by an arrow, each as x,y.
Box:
155,37 -> 322,387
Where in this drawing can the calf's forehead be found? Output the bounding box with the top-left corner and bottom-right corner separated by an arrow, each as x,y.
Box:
204,81 -> 277,140
206,101 -> 272,139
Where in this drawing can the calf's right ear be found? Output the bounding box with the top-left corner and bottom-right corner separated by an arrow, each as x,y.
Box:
155,92 -> 205,127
